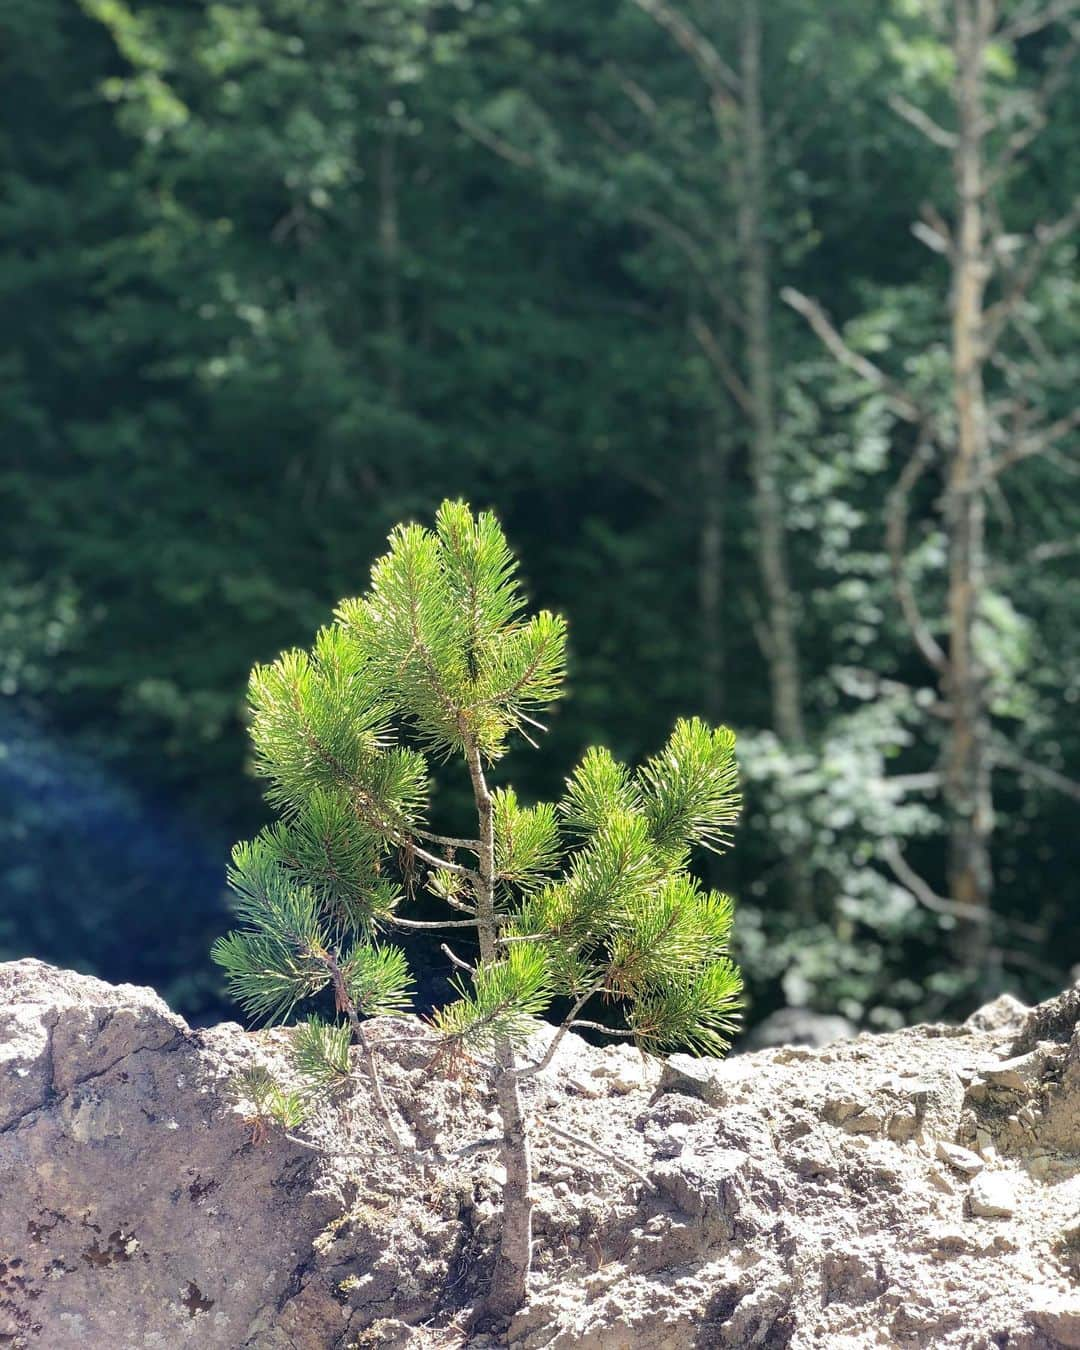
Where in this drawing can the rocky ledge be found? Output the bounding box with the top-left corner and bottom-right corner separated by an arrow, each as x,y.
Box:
1,959 -> 1079,1348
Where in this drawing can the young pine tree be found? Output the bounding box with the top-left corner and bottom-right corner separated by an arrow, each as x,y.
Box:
213,500 -> 742,1318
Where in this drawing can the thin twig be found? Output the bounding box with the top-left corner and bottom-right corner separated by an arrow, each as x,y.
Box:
983,406 -> 1080,481
885,432 -> 948,673
983,199 -> 1080,352
455,1136 -> 503,1158
455,108 -> 539,172
880,841 -> 1045,942
441,943 -> 477,976
888,94 -> 957,149
388,915 -> 480,930
631,205 -> 746,331
413,827 -> 482,852
998,0 -> 1077,43
991,742 -> 1080,801
631,0 -> 740,105
408,841 -> 481,881
513,979 -> 608,1080
881,840 -> 990,924
320,952 -> 412,1156
689,314 -> 753,414
781,288 -> 927,424
568,1020 -> 638,1038
540,1119 -> 658,1192
886,773 -> 942,793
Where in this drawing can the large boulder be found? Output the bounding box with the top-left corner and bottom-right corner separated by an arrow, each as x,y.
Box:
2,959 -> 1080,1348
0,960 -> 346,1347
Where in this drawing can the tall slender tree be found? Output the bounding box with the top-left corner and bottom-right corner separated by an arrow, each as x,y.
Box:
785,0 -> 1078,974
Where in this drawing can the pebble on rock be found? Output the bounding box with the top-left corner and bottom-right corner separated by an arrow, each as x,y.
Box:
968,1171 -> 1017,1218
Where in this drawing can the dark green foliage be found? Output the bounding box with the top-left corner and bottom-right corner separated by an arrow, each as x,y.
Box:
2,0 -> 1077,1036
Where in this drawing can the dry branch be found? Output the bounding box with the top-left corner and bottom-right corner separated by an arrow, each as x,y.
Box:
780,288 -> 926,425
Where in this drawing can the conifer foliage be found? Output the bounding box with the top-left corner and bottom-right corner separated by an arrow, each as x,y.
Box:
212,499 -> 743,1317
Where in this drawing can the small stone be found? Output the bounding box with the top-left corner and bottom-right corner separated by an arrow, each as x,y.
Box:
936,1141 -> 984,1175
605,1068 -> 643,1095
964,992 -> 1028,1032
887,1106 -> 918,1142
1029,1290 -> 1080,1347
923,1226 -> 975,1254
659,1054 -> 727,1106
927,1166 -> 957,1195
843,1109 -> 885,1135
968,1171 -> 1016,1218
651,1124 -> 689,1159
979,1065 -> 1027,1093
1029,1152 -> 1052,1181
978,1045 -> 1059,1094
824,1096 -> 865,1125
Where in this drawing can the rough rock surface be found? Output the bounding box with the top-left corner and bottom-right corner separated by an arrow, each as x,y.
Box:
2,959 -> 1080,1348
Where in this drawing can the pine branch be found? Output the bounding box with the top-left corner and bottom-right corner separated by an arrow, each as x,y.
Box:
387,915 -> 479,930
413,827 -> 482,852
441,943 -> 476,976
568,1021 -> 637,1037
407,841 -> 481,881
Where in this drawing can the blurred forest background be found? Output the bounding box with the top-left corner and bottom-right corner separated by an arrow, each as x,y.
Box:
2,0 -> 1078,1033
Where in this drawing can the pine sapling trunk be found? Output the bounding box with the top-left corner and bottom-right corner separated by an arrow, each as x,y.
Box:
467,740 -> 534,1319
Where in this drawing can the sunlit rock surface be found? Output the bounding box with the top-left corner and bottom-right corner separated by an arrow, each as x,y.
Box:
2,958 -> 1079,1348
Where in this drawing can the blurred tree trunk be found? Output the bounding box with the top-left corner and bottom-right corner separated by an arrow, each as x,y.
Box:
737,0 -> 806,750
633,0 -> 806,750
379,120 -> 404,403
945,0 -> 994,967
785,0 -> 1078,980
698,416 -> 728,722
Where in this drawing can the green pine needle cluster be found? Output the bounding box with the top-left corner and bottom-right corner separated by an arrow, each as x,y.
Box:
213,499 -> 742,1113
